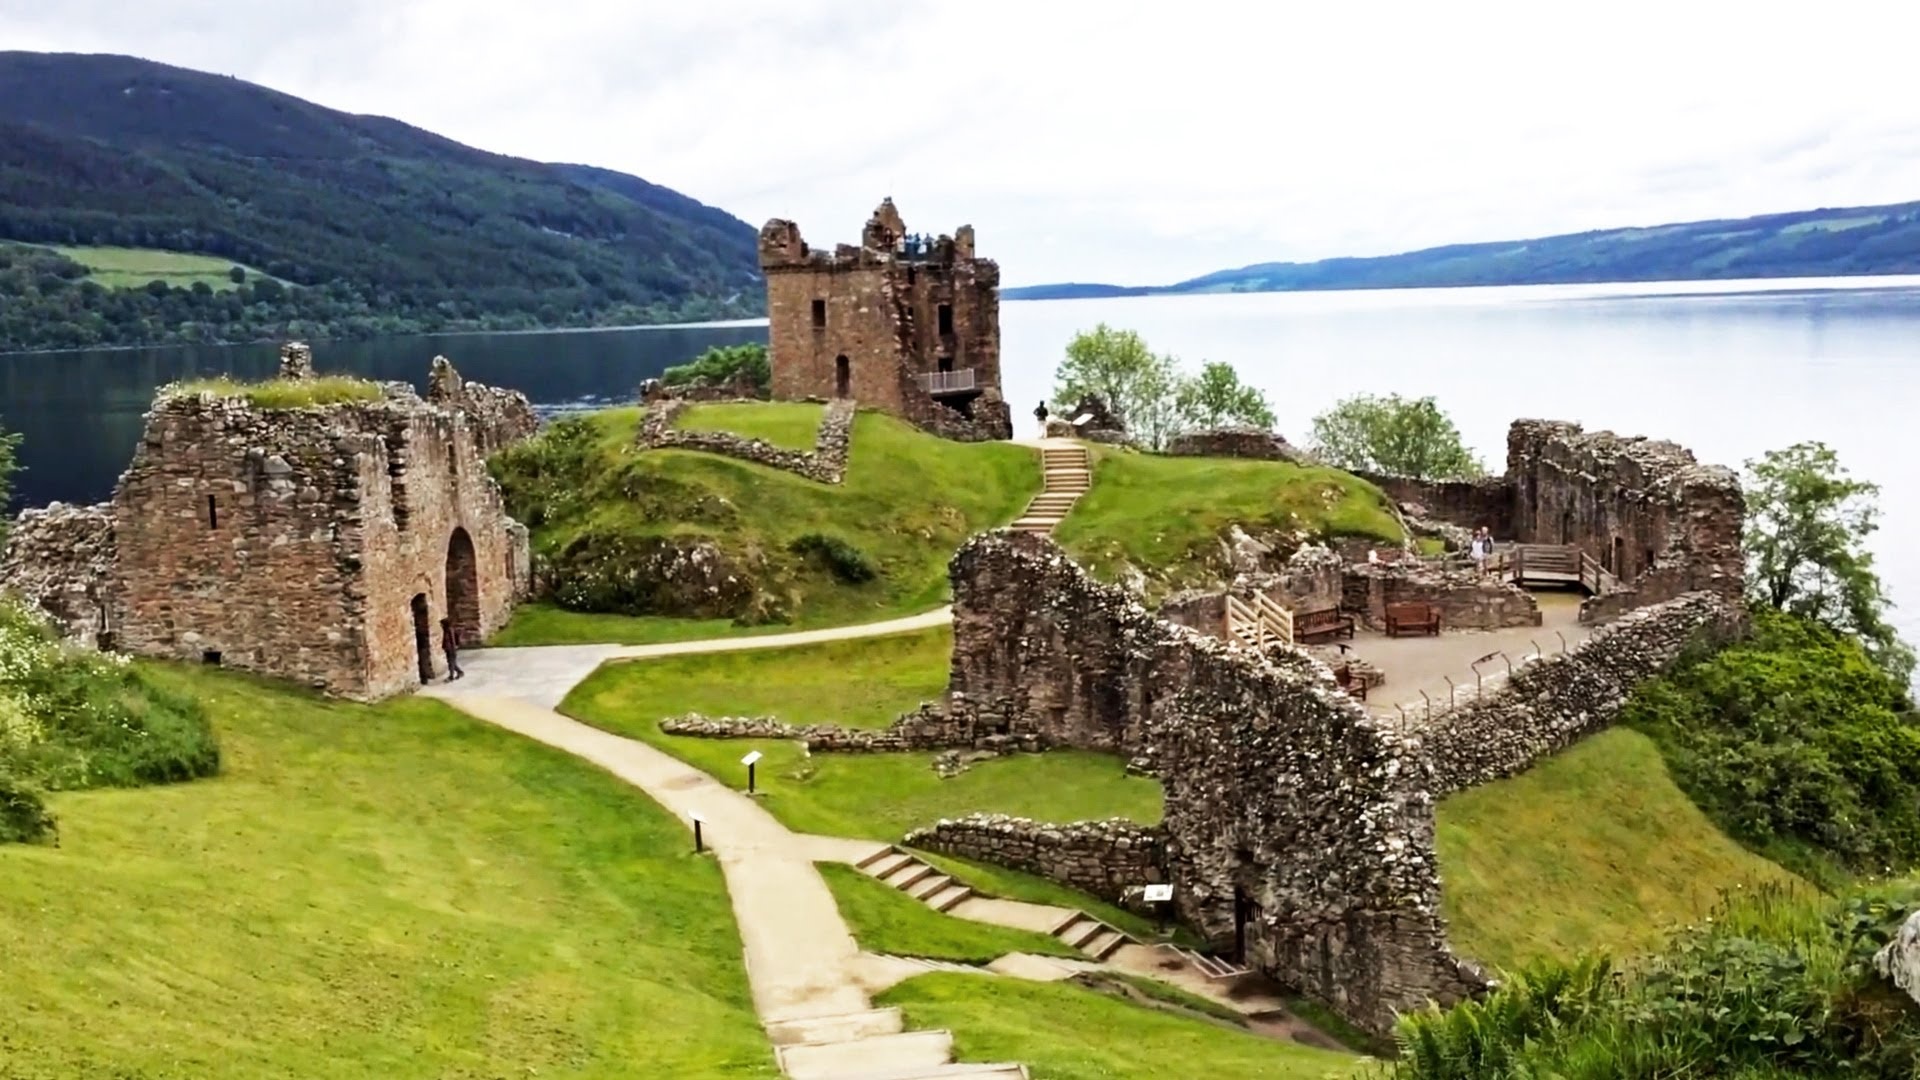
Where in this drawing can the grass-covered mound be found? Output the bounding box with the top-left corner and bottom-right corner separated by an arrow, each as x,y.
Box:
1387,881 -> 1920,1079
1053,447 -> 1404,597
0,664 -> 775,1077
1623,609 -> 1920,886
1437,727 -> 1799,972
817,862 -> 1080,961
561,633 -> 1162,840
675,400 -> 823,450
171,374 -> 383,408
490,405 -> 1038,640
0,600 -> 218,844
879,974 -> 1361,1079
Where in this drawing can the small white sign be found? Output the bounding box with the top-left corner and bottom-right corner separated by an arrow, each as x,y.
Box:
1071,413 -> 1093,426
689,811 -> 706,824
741,750 -> 764,766
1142,884 -> 1174,903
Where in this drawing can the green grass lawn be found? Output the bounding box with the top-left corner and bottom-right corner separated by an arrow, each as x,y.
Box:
1053,447 -> 1403,598
817,863 -> 1079,961
675,401 -> 824,450
171,375 -> 384,408
490,603 -> 793,647
1436,727 -> 1801,973
877,975 -> 1362,1079
491,407 -> 1039,643
0,665 -> 776,1078
50,245 -> 273,291
561,636 -> 1162,840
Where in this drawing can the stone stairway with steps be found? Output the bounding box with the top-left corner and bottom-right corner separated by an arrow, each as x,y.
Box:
1161,942 -> 1251,980
1009,443 -> 1091,535
769,1008 -> 1028,1079
856,846 -> 1136,962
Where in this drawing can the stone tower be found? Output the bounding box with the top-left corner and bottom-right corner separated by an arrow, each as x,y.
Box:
757,198 -> 1012,440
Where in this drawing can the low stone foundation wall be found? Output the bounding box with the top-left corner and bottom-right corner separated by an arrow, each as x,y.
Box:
657,706 -> 1039,755
0,502 -> 116,645
1342,562 -> 1541,631
1424,591 -> 1746,795
638,370 -> 767,403
902,813 -> 1166,904
1165,426 -> 1311,464
1354,470 -> 1515,537
637,397 -> 855,482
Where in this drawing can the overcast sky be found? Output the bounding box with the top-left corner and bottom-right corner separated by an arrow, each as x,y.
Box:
7,0 -> 1920,285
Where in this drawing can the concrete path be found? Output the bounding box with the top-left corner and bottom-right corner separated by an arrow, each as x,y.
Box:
1356,592 -> 1590,722
452,605 -> 953,709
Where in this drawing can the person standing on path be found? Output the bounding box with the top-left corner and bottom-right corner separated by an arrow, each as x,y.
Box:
1034,400 -> 1051,436
441,618 -> 464,681
1470,527 -> 1492,575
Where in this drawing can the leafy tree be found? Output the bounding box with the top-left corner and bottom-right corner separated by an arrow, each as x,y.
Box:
1744,442 -> 1913,682
1307,393 -> 1484,480
661,343 -> 770,392
227,266 -> 246,284
1051,324 -> 1182,449
1174,360 -> 1275,430
0,421 -> 21,527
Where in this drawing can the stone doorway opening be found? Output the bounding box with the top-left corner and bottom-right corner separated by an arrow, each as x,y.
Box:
445,527 -> 480,643
834,355 -> 850,399
410,593 -> 433,684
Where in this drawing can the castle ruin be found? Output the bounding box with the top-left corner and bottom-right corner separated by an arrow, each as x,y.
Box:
0,346 -> 538,701
758,198 -> 1012,441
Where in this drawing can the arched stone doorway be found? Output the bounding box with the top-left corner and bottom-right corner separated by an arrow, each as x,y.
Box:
445,527 -> 480,643
409,593 -> 434,684
834,355 -> 851,399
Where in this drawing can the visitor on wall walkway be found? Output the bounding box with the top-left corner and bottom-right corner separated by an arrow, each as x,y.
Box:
442,618 -> 464,681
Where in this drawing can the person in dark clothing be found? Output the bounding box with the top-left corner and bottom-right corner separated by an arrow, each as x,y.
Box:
441,618 -> 464,681
1034,400 -> 1049,436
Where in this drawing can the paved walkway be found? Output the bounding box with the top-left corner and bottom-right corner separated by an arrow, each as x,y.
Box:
1355,592 -> 1590,722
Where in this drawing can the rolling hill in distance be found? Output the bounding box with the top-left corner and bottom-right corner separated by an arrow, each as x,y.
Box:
1004,202 -> 1920,300
0,51 -> 760,351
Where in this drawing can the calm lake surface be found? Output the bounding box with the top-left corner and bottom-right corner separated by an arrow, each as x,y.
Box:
6,276 -> 1917,649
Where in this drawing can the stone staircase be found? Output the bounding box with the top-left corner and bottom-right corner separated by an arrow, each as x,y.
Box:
1161,943 -> 1250,980
768,1008 -> 1028,1078
856,846 -> 1136,962
1009,444 -> 1091,535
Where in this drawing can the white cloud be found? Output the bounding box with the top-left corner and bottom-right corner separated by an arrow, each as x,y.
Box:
5,0 -> 1920,284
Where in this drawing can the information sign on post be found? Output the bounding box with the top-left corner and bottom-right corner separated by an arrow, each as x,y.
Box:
741,750 -> 763,794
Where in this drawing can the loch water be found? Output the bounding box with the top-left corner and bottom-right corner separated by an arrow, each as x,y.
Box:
6,276 -> 1918,650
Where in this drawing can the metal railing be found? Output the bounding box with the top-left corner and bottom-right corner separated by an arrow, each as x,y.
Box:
914,368 -> 977,395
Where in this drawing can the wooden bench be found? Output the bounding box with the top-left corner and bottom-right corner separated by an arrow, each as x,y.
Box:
1333,663 -> 1368,702
1295,605 -> 1355,644
1385,602 -> 1441,637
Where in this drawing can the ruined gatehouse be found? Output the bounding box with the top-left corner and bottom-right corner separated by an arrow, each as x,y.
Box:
758,198 -> 1013,441
0,346 -> 537,701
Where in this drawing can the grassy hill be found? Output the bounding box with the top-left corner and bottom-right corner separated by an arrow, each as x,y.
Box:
1053,446 -> 1403,599
490,405 -> 1040,643
50,244 -> 277,291
0,51 -> 758,351
1436,727 -> 1801,972
0,665 -> 775,1077
1006,199 -> 1920,299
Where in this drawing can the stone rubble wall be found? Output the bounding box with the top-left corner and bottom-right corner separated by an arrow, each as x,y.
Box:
902,813 -> 1166,904
0,502 -> 116,645
1352,470 -> 1515,538
936,530 -> 1487,1033
1423,591 -> 1746,796
636,397 -> 856,482
1507,420 -> 1745,621
1158,544 -> 1348,641
893,367 -> 1013,442
638,369 -> 768,404
1164,426 -> 1313,464
1342,562 -> 1542,632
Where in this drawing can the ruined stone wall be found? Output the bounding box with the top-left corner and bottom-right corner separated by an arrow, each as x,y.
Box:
424,358 -> 539,456
762,252 -> 913,413
1342,562 -> 1542,632
102,372 -> 528,700
637,398 -> 856,482
940,531 -> 1486,1031
1352,471 -> 1514,537
0,503 -> 116,645
1158,546 -> 1346,642
902,814 -> 1165,904
1423,592 -> 1746,795
1165,427 -> 1311,464
1506,420 -> 1745,618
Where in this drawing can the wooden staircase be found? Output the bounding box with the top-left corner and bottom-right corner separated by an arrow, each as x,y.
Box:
1009,444 -> 1091,535
855,846 -> 1136,962
1226,592 -> 1295,651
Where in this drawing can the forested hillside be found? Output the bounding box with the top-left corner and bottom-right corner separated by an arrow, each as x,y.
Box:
0,52 -> 760,352
1007,201 -> 1920,299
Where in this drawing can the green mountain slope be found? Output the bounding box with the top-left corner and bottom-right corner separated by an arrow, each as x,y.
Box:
1006,201 -> 1920,299
0,51 -> 760,351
